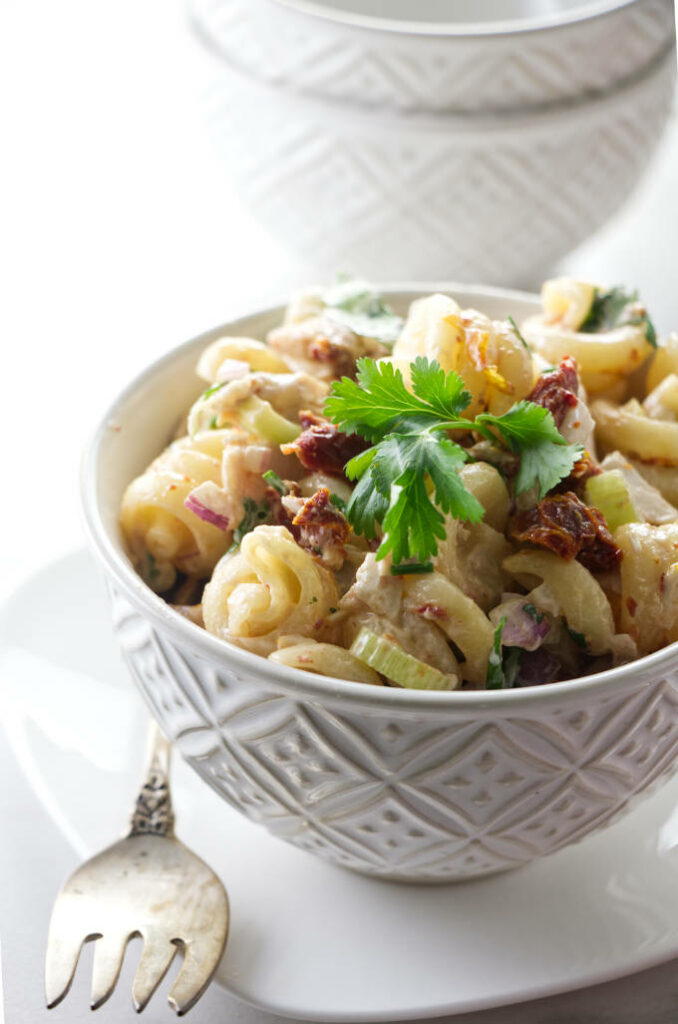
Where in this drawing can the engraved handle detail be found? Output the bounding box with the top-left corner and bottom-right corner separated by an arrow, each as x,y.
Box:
128,721 -> 175,837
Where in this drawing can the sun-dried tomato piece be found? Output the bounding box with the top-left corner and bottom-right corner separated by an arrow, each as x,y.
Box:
283,412 -> 368,476
264,482 -> 300,536
553,449 -> 601,494
527,356 -> 579,427
307,336 -> 357,379
265,485 -> 350,570
511,491 -> 622,572
292,487 -> 351,569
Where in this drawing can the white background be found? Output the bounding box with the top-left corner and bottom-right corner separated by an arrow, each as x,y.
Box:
1,0 -> 678,1020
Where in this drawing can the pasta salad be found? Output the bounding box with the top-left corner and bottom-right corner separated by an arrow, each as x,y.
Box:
120,278 -> 678,691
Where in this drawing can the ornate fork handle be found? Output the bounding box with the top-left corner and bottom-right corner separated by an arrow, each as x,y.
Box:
128,722 -> 175,837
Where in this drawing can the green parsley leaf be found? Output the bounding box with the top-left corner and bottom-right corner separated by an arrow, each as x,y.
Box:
322,277 -> 403,344
329,492 -> 347,512
229,497 -> 270,551
408,357 -> 474,420
345,465 -> 389,540
477,402 -> 582,498
486,618 -> 507,690
365,430 -> 483,563
486,619 -> 523,689
327,357 -> 580,566
202,381 -> 226,400
371,431 -> 483,523
644,318 -> 657,348
262,469 -> 288,495
580,286 -> 657,349
326,357 -> 471,441
379,472 -> 448,564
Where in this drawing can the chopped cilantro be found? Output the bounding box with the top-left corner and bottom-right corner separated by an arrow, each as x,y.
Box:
229,498 -> 270,551
567,627 -> 588,650
208,415 -> 219,430
322,277 -> 403,345
523,602 -> 544,624
329,607 -> 338,614
580,286 -> 657,349
262,469 -> 288,495
486,618 -> 523,689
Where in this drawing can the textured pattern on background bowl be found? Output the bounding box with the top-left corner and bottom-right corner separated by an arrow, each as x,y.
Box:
202,48 -> 675,286
189,0 -> 675,112
83,286 -> 678,882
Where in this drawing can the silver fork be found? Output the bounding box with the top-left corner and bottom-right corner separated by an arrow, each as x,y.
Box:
45,722 -> 229,1015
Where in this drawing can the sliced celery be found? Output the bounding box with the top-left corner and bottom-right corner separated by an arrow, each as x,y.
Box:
585,469 -> 637,532
350,628 -> 458,691
237,396 -> 301,444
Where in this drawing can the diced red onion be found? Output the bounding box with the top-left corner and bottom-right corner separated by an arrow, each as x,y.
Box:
516,648 -> 561,687
184,494 -> 230,531
491,598 -> 551,651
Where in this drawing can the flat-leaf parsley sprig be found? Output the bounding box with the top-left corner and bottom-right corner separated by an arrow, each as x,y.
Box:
324,357 -> 583,567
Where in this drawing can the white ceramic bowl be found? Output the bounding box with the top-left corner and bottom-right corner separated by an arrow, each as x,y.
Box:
82,284 -> 678,882
202,45 -> 675,286
189,0 -> 675,112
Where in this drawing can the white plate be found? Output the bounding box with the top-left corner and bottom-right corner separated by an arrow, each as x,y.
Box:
4,551 -> 678,1022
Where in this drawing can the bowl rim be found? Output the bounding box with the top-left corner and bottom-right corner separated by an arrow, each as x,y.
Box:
269,0 -> 644,38
202,38 -> 675,133
81,280 -> 678,713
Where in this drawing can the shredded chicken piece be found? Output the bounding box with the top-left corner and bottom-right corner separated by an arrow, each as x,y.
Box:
267,315 -> 388,382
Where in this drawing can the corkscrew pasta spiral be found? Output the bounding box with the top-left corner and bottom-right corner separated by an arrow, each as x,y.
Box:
202,526 -> 339,656
120,430 -> 233,592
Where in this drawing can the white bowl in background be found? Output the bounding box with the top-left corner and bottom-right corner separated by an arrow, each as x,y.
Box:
82,284 -> 678,882
189,0 -> 675,112
202,45 -> 675,286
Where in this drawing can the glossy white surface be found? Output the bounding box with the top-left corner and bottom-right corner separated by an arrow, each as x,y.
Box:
274,0 -> 637,29
5,551 -> 678,1020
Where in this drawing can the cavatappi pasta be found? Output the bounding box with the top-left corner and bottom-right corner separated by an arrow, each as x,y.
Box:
120,277 -> 678,691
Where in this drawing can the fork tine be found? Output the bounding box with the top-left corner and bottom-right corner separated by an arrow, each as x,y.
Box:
45,929 -> 86,1009
167,938 -> 222,1017
132,933 -> 178,1013
90,933 -> 130,1010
